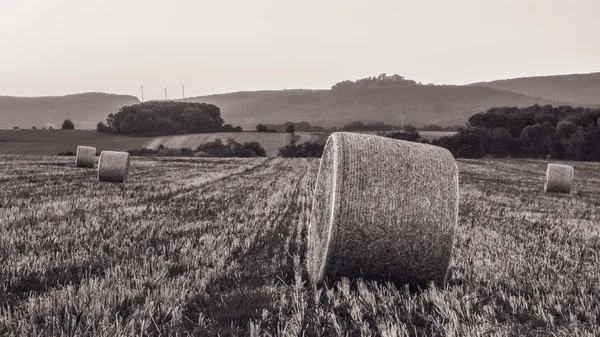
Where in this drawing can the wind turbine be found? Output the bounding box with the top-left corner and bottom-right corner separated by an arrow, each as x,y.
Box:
140,84 -> 144,102
181,83 -> 185,99
162,87 -> 168,100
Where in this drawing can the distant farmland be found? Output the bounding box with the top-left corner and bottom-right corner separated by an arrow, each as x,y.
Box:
0,130 -> 455,157
147,132 -> 293,157
0,130 -> 292,157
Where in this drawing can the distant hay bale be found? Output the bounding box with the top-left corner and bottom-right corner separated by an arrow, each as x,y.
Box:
544,163 -> 573,194
75,146 -> 96,168
307,132 -> 459,288
98,151 -> 131,183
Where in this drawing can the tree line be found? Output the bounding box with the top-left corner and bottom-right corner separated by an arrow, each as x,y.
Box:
96,101 -> 242,136
431,105 -> 600,161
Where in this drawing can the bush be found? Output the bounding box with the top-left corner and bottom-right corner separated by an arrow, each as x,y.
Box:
56,151 -> 76,156
127,148 -> 158,156
126,139 -> 267,158
256,124 -> 277,133
197,138 -> 267,157
221,124 -> 244,132
61,119 -> 75,130
279,142 -> 325,157
378,130 -> 421,142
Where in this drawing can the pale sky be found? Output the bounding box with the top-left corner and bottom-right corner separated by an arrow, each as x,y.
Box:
1,0 -> 599,101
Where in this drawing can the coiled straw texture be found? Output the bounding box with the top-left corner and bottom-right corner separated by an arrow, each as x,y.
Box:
75,146 -> 96,168
544,163 -> 573,194
98,151 -> 131,183
307,132 -> 459,288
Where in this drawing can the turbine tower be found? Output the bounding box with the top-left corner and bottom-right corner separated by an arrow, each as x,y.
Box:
140,84 -> 144,102
181,83 -> 185,99
162,87 -> 168,100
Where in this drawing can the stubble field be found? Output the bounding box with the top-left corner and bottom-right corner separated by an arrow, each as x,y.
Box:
0,155 -> 599,336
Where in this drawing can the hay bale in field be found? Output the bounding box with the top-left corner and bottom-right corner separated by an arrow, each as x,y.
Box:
307,132 -> 459,288
98,151 -> 131,183
75,146 -> 96,168
544,163 -> 573,194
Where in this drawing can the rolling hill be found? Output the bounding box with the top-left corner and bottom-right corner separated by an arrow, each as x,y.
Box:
470,72 -> 600,106
0,93 -> 140,130
3,72 -> 599,131
183,84 -> 577,128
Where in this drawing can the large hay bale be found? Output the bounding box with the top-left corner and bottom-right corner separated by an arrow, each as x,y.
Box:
544,163 -> 573,194
75,146 -> 96,168
98,151 -> 131,183
307,132 -> 459,288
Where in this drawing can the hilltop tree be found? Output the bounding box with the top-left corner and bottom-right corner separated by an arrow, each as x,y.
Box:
256,124 -> 276,133
285,124 -> 295,133
99,101 -> 233,136
61,119 -> 75,130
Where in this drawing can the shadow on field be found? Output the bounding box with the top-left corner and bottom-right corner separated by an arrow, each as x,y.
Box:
183,215 -> 297,334
0,261 -> 105,312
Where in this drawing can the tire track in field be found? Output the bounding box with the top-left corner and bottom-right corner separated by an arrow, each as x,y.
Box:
180,159 -> 313,335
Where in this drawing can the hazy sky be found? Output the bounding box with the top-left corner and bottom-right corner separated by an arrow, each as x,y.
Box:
1,0 -> 599,100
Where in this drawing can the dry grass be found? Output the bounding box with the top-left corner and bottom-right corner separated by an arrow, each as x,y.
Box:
307,132 -> 459,288
0,155 -> 599,336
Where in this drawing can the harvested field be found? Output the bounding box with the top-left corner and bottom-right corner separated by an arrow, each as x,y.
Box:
0,130 -> 293,157
0,156 -> 599,336
294,132 -> 329,145
147,132 -> 293,157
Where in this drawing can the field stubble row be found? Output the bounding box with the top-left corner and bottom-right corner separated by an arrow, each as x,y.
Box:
0,156 -> 599,336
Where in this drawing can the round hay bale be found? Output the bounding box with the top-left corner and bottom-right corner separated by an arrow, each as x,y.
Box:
75,146 -> 96,168
544,163 -> 573,194
98,151 -> 131,183
307,132 -> 459,288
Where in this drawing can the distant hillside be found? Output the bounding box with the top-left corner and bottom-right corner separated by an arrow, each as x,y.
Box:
183,83 -> 576,128
471,72 -> 600,106
0,93 -> 140,130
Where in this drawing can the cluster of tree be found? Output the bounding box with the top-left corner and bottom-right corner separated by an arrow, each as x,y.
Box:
339,121 -> 401,132
56,151 -> 76,156
262,122 -> 327,133
255,124 -> 277,133
431,105 -> 600,160
196,138 -> 266,157
278,142 -> 325,157
331,73 -> 420,91
377,130 -> 422,142
96,102 -> 242,136
253,121 -> 458,134
277,130 -> 427,157
62,119 -> 75,130
127,139 -> 266,158
419,124 -> 461,131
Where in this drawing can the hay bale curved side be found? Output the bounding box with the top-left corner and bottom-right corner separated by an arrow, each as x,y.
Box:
544,163 -> 574,194
98,151 -> 131,183
307,132 -> 459,288
75,146 -> 96,168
